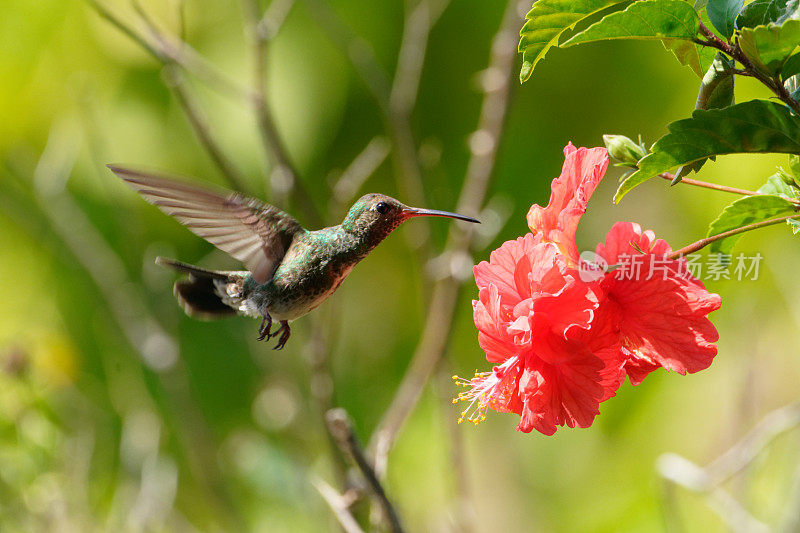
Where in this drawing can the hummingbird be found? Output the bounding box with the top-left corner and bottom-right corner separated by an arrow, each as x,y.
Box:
109,166 -> 480,349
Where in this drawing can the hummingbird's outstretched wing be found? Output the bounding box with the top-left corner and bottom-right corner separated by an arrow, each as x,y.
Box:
109,166 -> 305,283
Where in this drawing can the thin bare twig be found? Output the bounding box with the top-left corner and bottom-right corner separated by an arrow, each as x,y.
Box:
259,0 -> 297,40
658,454 -> 769,533
657,402 -> 800,533
90,0 -> 249,192
304,0 -> 435,221
325,409 -> 404,533
311,476 -> 365,533
163,66 -> 249,191
130,2 -> 251,191
91,0 -> 322,222
86,0 -> 250,100
704,401 -> 800,484
390,1 -> 432,119
241,0 -> 322,225
438,368 -> 476,533
302,0 -> 392,111
390,0 -> 452,115
333,136 -> 391,204
307,308 -> 349,487
369,0 -> 521,475
386,0 -> 452,261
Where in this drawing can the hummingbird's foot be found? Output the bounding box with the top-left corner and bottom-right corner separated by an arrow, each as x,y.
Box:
272,321 -> 291,350
257,314 -> 273,341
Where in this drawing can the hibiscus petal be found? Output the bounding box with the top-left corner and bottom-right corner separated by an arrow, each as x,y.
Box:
616,283 -> 720,374
530,276 -> 598,338
570,298 -> 625,401
527,144 -> 609,262
474,233 -> 542,306
600,222 -> 722,376
620,348 -> 660,385
474,286 -> 516,364
515,341 -> 606,435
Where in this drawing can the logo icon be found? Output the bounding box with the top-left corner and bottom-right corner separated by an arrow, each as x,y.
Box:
579,251 -> 608,282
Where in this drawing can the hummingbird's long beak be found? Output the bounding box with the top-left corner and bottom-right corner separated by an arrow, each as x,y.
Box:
402,207 -> 480,224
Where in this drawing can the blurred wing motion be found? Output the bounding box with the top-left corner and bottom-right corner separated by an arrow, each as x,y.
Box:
109,166 -> 305,283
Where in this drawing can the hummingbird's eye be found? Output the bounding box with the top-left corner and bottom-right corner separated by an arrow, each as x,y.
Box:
375,202 -> 390,214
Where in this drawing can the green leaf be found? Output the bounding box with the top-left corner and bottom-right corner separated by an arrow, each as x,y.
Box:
738,19 -> 800,75
562,0 -> 701,46
736,0 -> 799,28
780,51 -> 800,80
662,40 -> 704,75
758,171 -> 799,196
707,0 -> 745,37
788,218 -> 800,233
615,100 -> 800,203
663,11 -> 718,76
518,0 -> 628,83
706,194 -> 797,253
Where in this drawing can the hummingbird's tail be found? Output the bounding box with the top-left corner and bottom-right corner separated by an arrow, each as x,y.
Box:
156,257 -> 246,320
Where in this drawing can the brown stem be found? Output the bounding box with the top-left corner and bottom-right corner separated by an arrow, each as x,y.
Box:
325,409 -> 404,533
90,0 -> 256,193
668,213 -> 800,258
659,172 -> 799,202
697,22 -> 800,115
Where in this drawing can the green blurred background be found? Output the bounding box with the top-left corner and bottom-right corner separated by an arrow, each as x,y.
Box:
1,0 -> 799,531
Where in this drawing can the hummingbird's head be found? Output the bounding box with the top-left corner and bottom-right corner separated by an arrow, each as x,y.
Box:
342,194 -> 480,248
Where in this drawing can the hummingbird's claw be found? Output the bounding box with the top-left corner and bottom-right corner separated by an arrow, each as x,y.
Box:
258,314 -> 273,341
272,321 -> 291,350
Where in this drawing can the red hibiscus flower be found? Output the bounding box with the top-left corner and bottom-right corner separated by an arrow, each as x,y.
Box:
458,143 -> 721,435
596,222 -> 721,384
461,233 -> 622,435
